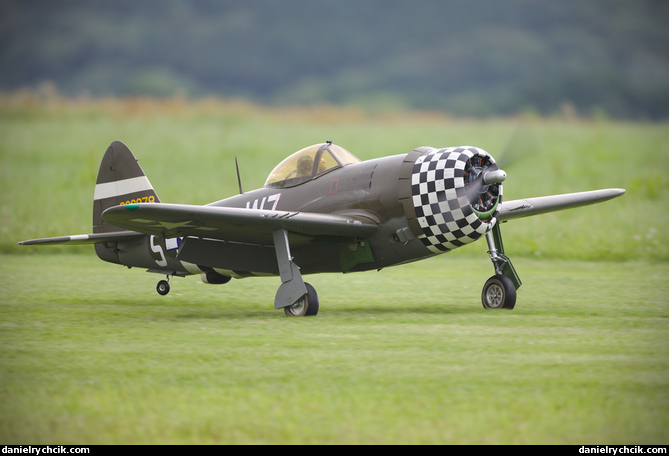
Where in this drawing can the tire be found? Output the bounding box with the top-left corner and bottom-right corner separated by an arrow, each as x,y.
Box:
157,280 -> 170,296
481,275 -> 516,309
284,283 -> 319,316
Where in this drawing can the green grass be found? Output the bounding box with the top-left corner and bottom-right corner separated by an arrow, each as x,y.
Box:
1,253 -> 667,444
1,96 -> 668,260
1,97 -> 668,444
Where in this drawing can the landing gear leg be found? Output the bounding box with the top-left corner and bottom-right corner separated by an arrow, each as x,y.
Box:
482,223 -> 521,309
272,229 -> 318,316
157,277 -> 170,296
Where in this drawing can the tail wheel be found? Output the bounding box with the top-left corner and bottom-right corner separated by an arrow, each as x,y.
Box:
284,283 -> 319,317
156,279 -> 170,296
482,275 -> 516,309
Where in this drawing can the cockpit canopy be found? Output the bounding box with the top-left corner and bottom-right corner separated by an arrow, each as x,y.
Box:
264,143 -> 360,188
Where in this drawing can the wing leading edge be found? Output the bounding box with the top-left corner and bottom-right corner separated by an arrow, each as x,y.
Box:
498,188 -> 625,222
102,203 -> 378,244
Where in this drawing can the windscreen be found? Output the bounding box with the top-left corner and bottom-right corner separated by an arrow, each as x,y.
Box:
264,143 -> 360,188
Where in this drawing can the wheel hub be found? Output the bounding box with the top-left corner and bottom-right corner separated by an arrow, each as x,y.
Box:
286,297 -> 306,316
485,283 -> 504,308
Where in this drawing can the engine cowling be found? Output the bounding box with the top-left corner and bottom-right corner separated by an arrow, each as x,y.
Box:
400,146 -> 503,254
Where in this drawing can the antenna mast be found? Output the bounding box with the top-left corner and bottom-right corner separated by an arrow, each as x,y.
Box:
235,157 -> 244,194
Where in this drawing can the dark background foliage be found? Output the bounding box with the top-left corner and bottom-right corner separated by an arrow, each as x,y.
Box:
1,0 -> 668,118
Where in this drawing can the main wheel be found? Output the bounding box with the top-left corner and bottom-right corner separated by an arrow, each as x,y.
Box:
284,283 -> 319,317
156,280 -> 170,296
481,275 -> 516,309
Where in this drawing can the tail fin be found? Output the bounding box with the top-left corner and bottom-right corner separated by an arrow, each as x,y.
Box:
93,141 -> 160,262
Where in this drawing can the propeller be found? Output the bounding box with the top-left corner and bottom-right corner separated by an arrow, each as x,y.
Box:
496,120 -> 542,169
464,154 -> 505,214
464,122 -> 541,215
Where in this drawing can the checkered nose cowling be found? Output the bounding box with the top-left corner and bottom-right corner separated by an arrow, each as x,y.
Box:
409,146 -> 502,254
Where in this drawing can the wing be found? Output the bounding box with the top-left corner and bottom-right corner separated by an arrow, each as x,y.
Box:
19,231 -> 144,246
102,203 -> 378,244
498,188 -> 625,222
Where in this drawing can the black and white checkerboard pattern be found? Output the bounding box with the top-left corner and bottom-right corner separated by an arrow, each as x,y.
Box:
410,146 -> 501,253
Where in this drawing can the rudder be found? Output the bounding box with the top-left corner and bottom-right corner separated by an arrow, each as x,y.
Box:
93,141 -> 160,262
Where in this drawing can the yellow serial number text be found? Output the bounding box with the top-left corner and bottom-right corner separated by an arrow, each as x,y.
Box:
119,196 -> 155,205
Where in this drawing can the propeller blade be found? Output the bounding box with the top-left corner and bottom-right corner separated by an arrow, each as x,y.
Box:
464,168 -> 505,214
464,168 -> 505,201
464,172 -> 485,202
496,122 -> 542,169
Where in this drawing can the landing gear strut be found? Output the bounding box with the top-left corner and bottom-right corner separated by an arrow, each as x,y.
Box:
273,228 -> 319,316
482,223 -> 521,309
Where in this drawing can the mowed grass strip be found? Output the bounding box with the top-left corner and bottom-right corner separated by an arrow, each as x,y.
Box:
1,253 -> 667,444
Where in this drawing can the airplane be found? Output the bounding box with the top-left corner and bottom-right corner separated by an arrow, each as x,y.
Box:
19,140 -> 625,316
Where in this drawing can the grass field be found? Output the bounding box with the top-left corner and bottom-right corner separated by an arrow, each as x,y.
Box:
1,254 -> 667,444
2,94 -> 668,260
1,95 -> 668,444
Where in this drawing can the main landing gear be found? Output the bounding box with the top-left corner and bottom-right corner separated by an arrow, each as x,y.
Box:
482,223 -> 521,309
273,228 -> 319,317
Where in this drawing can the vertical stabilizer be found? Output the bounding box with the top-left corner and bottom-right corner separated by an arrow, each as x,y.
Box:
93,141 -> 160,263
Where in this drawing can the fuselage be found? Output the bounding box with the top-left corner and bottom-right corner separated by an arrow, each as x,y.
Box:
115,145 -> 502,281
204,153 -> 433,275
19,139 -> 623,312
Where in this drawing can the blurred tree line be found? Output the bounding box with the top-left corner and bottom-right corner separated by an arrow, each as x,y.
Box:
1,0 -> 667,119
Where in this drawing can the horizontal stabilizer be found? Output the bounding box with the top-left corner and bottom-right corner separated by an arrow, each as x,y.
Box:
19,231 -> 144,246
498,188 -> 625,221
